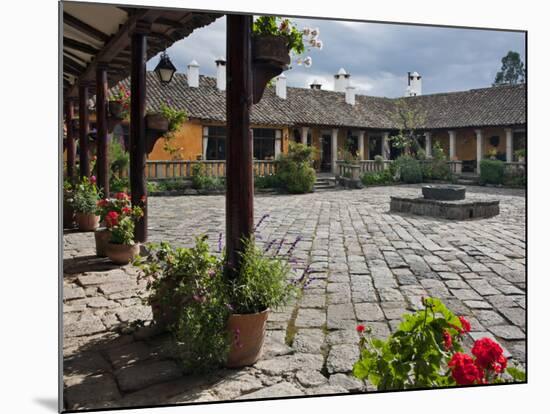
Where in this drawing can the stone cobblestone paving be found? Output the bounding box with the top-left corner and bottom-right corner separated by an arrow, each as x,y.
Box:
62,184 -> 526,410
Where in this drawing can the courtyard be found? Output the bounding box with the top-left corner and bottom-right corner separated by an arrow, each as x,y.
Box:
62,184 -> 526,410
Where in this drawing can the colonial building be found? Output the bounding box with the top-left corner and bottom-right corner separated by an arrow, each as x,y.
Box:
110,60 -> 526,175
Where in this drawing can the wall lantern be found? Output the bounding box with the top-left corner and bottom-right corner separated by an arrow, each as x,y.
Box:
154,51 -> 177,85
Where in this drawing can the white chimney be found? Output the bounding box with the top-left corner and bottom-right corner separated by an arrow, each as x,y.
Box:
334,68 -> 350,92
310,79 -> 322,90
215,57 -> 226,91
406,71 -> 422,96
187,59 -> 200,88
275,73 -> 287,99
345,86 -> 356,105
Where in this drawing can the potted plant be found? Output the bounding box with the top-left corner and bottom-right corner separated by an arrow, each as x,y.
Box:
515,148 -> 526,163
145,112 -> 169,132
251,17 -> 322,102
225,237 -> 298,367
71,176 -> 101,231
63,180 -> 75,229
108,85 -> 130,120
104,205 -> 143,265
135,237 -> 232,373
94,192 -> 131,257
487,148 -> 498,160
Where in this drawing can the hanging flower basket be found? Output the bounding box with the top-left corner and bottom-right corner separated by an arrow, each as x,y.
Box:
146,113 -> 169,132
108,101 -> 125,120
252,35 -> 290,104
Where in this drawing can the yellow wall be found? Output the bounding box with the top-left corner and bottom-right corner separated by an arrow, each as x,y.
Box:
432,127 -> 509,161
148,119 -> 204,161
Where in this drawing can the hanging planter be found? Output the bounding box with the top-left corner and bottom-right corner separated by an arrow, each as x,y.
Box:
108,101 -> 125,120
252,35 -> 290,104
146,113 -> 169,132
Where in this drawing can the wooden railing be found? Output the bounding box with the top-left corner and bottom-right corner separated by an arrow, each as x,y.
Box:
338,159 -> 464,176
119,160 -> 277,179
358,160 -> 392,173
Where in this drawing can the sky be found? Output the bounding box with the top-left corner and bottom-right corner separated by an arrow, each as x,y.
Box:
146,16 -> 525,98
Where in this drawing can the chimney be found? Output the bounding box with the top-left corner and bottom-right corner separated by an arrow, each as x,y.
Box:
310,79 -> 322,90
275,73 -> 287,99
215,57 -> 226,91
334,68 -> 350,92
406,71 -> 422,96
345,86 -> 356,105
187,59 -> 199,87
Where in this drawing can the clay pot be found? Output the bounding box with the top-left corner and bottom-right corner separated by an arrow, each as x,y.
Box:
75,212 -> 100,231
226,309 -> 269,368
106,242 -> 140,265
94,228 -> 111,257
63,201 -> 74,229
146,113 -> 169,132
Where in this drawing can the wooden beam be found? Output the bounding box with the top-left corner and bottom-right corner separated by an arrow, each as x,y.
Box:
64,36 -> 100,55
129,22 -> 150,243
96,65 -> 109,196
64,49 -> 88,65
78,82 -> 90,179
65,100 -> 77,184
64,55 -> 87,73
63,65 -> 82,77
225,14 -> 254,279
64,12 -> 110,43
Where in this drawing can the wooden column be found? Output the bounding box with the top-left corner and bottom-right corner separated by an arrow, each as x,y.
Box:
96,64 -> 109,196
130,23 -> 149,242
225,14 -> 253,278
78,82 -> 90,179
65,99 -> 76,184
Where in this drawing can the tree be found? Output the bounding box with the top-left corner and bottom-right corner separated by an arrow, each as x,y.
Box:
493,51 -> 525,86
388,98 -> 427,157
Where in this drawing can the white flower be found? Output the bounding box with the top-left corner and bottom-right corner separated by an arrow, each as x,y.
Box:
310,27 -> 319,37
296,57 -> 303,65
309,38 -> 317,47
302,27 -> 311,36
303,56 -> 312,67
316,40 -> 323,50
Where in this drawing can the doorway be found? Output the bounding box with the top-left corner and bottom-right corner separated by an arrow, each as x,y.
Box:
320,132 -> 332,172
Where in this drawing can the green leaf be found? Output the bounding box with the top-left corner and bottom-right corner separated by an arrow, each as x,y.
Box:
506,367 -> 526,382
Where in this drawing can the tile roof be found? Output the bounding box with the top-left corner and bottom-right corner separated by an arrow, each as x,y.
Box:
112,72 -> 525,130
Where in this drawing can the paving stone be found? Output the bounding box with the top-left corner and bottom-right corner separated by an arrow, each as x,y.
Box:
237,382 -> 304,399
64,373 -> 121,409
355,303 -> 384,321
499,307 -> 526,327
451,289 -> 483,301
255,353 -> 324,376
65,313 -> 106,338
464,300 -> 493,309
329,373 -> 364,391
264,330 -> 293,358
305,384 -> 349,395
296,370 -> 329,387
211,373 -> 264,400
115,306 -> 152,324
489,325 -> 526,340
472,310 -> 507,326
116,360 -> 182,392
64,286 -> 86,301
292,329 -> 325,353
295,308 -> 326,328
105,341 -> 152,370
327,303 -> 355,329
326,344 -> 359,374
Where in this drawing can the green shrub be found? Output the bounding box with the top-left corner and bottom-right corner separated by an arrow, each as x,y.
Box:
480,159 -> 505,185
255,174 -> 281,189
422,160 -> 452,181
110,176 -> 129,193
503,169 -> 526,187
190,164 -> 224,191
361,169 -> 393,186
392,156 -> 423,183
276,143 -> 316,194
109,140 -> 129,179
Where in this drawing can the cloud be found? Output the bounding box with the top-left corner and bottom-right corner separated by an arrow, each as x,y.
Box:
147,15 -> 525,98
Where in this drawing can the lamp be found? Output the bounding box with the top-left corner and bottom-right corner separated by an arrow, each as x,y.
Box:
154,51 -> 177,85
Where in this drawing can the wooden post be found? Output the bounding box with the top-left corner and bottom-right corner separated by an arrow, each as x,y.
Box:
65,99 -> 76,184
78,82 -> 90,179
225,14 -> 253,278
130,23 -> 149,242
96,64 -> 109,196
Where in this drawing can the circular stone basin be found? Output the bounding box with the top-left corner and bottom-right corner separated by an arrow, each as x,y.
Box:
422,185 -> 466,201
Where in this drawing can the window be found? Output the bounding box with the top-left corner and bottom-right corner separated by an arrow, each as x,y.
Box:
346,130 -> 358,156
205,126 -> 226,160
253,128 -> 276,160
489,136 -> 500,147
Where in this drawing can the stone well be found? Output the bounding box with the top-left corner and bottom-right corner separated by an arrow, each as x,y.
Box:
390,185 -> 499,220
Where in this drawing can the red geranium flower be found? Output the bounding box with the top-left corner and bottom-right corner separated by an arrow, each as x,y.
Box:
448,352 -> 485,385
443,330 -> 453,350
458,316 -> 471,334
356,324 -> 366,334
97,199 -> 108,207
472,337 -> 506,372
115,192 -> 129,201
121,207 -> 132,215
105,211 -> 119,228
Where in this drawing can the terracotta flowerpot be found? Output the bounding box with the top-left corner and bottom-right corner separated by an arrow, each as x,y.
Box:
75,212 -> 100,231
94,228 -> 111,257
63,201 -> 74,229
106,242 -> 140,265
226,309 -> 269,368
146,113 -> 169,132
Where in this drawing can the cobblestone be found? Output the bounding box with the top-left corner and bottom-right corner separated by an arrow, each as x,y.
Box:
63,185 -> 525,409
